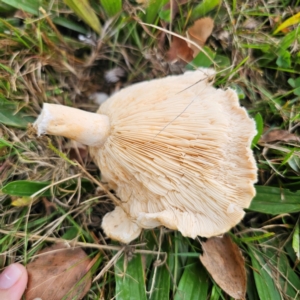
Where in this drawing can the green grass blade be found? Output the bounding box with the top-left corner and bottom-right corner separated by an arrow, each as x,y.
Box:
143,0 -> 169,24
1,179 -> 91,197
1,180 -> 51,197
148,259 -> 170,300
248,247 -> 282,300
100,0 -> 122,17
52,16 -> 88,34
115,253 -> 147,300
251,113 -> 264,148
0,96 -> 35,129
260,239 -> 300,298
0,108 -> 34,128
64,0 -> 101,34
190,0 -> 221,21
0,0 -> 40,15
249,186 -> 300,214
174,258 -> 209,300
292,221 -> 300,260
186,46 -> 215,70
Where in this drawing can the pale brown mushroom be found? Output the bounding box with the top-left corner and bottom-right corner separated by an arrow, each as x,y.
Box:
34,69 -> 257,243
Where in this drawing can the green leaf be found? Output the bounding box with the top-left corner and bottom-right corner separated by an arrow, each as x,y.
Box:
174,259 -> 208,300
0,98 -> 34,128
62,227 -> 79,240
148,257 -> 170,300
288,155 -> 300,172
0,2 -> 16,14
292,221 -> 300,260
115,253 -> 147,300
159,9 -> 171,22
287,77 -> 300,96
100,0 -> 122,17
186,46 -> 215,70
249,186 -> 300,214
274,247 -> 300,298
1,179 -> 92,197
276,50 -> 291,68
64,0 -> 101,34
214,54 -> 231,67
0,0 -> 40,15
1,180 -> 51,197
190,0 -> 220,21
277,30 -> 298,54
143,0 -> 169,24
248,246 -> 282,300
231,83 -> 246,99
251,113 -> 264,148
260,238 -> 300,298
52,16 -> 88,34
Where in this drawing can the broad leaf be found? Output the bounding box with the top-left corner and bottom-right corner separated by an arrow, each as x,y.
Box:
249,186 -> 300,214
248,246 -> 282,300
0,98 -> 34,128
174,258 -> 208,300
115,253 -> 147,300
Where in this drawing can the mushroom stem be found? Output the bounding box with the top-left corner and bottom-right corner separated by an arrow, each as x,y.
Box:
34,103 -> 110,147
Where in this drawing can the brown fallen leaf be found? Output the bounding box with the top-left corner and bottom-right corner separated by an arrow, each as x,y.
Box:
260,129 -> 300,143
200,235 -> 246,300
25,243 -> 92,300
187,17 -> 214,57
166,35 -> 194,63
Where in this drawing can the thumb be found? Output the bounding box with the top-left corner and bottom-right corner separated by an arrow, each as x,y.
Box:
0,263 -> 28,300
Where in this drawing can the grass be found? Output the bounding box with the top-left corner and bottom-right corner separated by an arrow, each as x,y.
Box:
0,0 -> 300,299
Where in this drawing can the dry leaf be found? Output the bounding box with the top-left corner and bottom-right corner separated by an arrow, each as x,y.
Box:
167,35 -> 194,62
42,197 -> 57,215
260,129 -> 300,143
186,17 -> 214,57
200,235 -> 246,300
25,243 -> 92,300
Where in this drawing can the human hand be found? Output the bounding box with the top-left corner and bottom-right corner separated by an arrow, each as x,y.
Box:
0,263 -> 28,300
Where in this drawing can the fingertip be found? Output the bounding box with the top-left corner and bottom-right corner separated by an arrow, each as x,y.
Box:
0,263 -> 28,300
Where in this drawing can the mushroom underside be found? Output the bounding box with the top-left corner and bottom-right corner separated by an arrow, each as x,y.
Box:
91,70 -> 257,243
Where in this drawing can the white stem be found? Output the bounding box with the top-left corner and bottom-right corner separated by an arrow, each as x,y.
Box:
34,103 -> 110,147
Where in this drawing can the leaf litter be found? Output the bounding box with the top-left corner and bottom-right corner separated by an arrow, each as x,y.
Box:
25,243 -> 92,300
259,129 -> 300,143
200,234 -> 247,300
167,17 -> 214,63
186,17 -> 214,57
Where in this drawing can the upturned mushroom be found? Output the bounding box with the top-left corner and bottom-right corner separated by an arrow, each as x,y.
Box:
34,69 -> 257,243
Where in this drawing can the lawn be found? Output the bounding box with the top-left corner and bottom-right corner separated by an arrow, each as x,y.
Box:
0,0 -> 300,299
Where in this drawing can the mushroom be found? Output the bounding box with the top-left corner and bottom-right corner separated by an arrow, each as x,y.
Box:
34,69 -> 257,243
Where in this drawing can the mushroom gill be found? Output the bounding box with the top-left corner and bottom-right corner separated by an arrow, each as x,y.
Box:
34,69 -> 257,243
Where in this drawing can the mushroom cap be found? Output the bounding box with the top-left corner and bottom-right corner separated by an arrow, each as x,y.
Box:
90,69 -> 257,243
